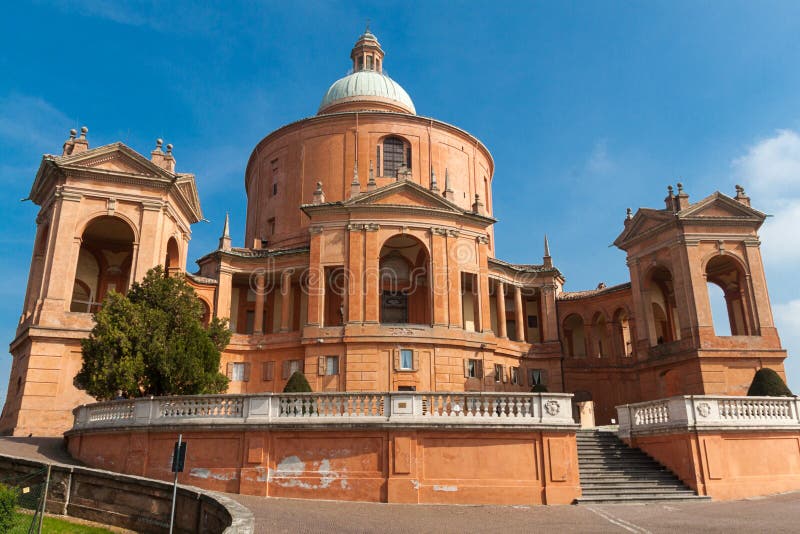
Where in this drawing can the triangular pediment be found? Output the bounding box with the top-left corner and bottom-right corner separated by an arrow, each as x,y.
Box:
57,143 -> 170,180
614,208 -> 674,248
344,180 -> 464,212
677,192 -> 766,220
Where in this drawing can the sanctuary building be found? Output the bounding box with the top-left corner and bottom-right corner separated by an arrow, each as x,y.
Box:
0,31 -> 788,436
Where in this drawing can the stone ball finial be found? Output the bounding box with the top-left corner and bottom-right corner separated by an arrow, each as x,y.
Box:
677,182 -> 684,192
667,185 -> 674,194
316,181 -> 323,190
735,184 -> 744,193
626,207 -> 633,219
80,126 -> 88,136
166,143 -> 173,154
69,128 -> 77,139
156,138 -> 163,148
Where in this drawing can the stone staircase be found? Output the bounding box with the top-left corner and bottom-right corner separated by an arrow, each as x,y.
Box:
576,429 -> 710,504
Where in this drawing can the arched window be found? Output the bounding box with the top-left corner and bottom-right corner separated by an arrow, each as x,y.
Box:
706,255 -> 752,336
165,237 -> 180,275
380,137 -> 411,178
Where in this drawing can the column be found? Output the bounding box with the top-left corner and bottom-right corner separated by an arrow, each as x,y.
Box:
347,225 -> 364,323
541,283 -> 560,343
430,228 -> 449,326
253,272 -> 265,335
133,200 -> 164,281
215,264 -> 233,321
514,285 -> 526,342
364,224 -> 380,323
307,226 -> 324,326
279,270 -> 292,332
39,192 -> 82,311
477,236 -> 492,333
495,281 -> 507,338
447,231 -> 462,328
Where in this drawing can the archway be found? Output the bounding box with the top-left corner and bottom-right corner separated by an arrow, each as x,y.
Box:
70,216 -> 135,312
563,314 -> 586,357
165,237 -> 180,275
705,255 -> 751,336
646,266 -> 680,346
591,312 -> 611,358
613,308 -> 633,357
379,234 -> 430,324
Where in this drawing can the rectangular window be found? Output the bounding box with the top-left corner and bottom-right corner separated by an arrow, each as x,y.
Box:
268,218 -> 276,235
262,361 -> 275,381
281,359 -> 303,380
494,363 -> 504,383
400,349 -> 413,370
270,158 -> 279,197
272,183 -> 278,196
529,369 -> 546,388
510,366 -> 519,385
325,355 -> 339,376
527,315 -> 538,328
367,55 -> 373,70
464,358 -> 482,379
229,362 -> 250,382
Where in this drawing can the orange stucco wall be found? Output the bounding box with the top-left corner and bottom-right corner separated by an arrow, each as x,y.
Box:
67,427 -> 580,505
627,431 -> 800,500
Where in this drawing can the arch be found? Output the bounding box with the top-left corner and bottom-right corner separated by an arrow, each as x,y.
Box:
562,313 -> 586,358
591,311 -> 611,358
76,211 -> 140,244
165,236 -> 181,275
379,233 -> 430,325
705,254 -> 753,336
644,265 -> 680,346
377,135 -> 411,178
70,216 -> 135,313
198,298 -> 212,326
613,307 -> 633,357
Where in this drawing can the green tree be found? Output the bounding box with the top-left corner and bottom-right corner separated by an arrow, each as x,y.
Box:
283,371 -> 313,393
747,368 -> 793,397
0,483 -> 16,532
76,266 -> 231,399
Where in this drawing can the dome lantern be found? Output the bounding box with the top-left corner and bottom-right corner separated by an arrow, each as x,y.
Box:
318,29 -> 416,115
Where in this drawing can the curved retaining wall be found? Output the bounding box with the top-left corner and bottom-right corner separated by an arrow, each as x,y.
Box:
65,392 -> 581,505
0,453 -> 253,533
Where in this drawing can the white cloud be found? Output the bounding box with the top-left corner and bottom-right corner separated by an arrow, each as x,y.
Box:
586,139 -> 615,174
772,299 -> 800,392
733,129 -> 800,265
0,94 -> 72,148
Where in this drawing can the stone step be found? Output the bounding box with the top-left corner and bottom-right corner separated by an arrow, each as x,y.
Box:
576,494 -> 710,504
581,481 -> 687,490
580,486 -> 696,495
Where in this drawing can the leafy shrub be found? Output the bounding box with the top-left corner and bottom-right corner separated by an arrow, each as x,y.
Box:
747,368 -> 793,397
283,371 -> 312,393
0,482 -> 18,532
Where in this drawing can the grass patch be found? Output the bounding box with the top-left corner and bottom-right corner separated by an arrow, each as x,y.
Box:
9,511 -> 113,533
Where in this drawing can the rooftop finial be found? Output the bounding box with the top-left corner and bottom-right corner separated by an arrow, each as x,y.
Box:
443,168 -> 454,200
626,207 -> 633,219
430,167 -> 439,192
155,139 -> 163,150
79,126 -> 88,139
667,185 -> 674,196
69,129 -> 76,140
544,235 -> 551,257
166,143 -> 173,155
677,182 -> 684,193
218,213 -> 232,251
365,18 -> 371,33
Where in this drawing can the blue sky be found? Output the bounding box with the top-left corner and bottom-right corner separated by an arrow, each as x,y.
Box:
2,1 -> 800,402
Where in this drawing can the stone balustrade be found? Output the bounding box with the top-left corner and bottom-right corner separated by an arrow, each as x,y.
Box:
617,395 -> 800,438
72,391 -> 575,430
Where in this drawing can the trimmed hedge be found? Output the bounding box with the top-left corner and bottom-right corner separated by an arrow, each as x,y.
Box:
283,371 -> 312,393
747,368 -> 793,397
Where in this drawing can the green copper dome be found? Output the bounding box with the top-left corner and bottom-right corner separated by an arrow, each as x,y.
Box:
318,71 -> 416,114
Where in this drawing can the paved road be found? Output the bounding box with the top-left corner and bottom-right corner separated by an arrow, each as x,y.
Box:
2,437 -> 798,533
231,492 -> 800,533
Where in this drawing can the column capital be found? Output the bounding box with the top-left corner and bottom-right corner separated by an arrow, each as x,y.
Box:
364,223 -> 380,232
309,225 -> 324,235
